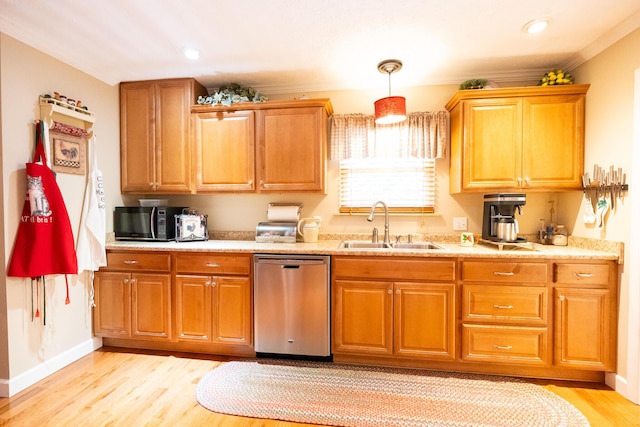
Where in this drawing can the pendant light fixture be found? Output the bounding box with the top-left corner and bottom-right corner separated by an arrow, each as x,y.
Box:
374,59 -> 407,125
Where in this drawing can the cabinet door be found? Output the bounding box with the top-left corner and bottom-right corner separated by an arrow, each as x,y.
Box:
554,288 -> 613,370
154,80 -> 194,193
211,276 -> 252,345
333,280 -> 393,355
93,271 -> 132,338
131,273 -> 172,340
120,81 -> 156,193
175,275 -> 212,342
462,98 -> 523,190
394,282 -> 455,360
257,106 -> 326,192
192,111 -> 255,192
522,94 -> 585,189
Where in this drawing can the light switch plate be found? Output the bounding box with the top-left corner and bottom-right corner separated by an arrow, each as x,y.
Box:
453,217 -> 468,231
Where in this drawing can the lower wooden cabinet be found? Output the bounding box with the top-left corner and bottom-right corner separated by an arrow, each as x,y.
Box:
94,249 -> 618,380
94,271 -> 171,341
175,274 -> 251,345
333,280 -> 393,355
174,253 -> 252,349
333,257 -> 456,361
94,252 -> 172,341
553,262 -> 616,371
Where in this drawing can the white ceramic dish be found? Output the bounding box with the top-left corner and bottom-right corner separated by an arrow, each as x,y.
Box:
139,199 -> 169,207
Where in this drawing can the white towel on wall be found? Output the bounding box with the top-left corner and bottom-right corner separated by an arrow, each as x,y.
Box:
76,135 -> 106,273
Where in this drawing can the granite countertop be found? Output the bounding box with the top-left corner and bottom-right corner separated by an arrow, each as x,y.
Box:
106,237 -> 621,262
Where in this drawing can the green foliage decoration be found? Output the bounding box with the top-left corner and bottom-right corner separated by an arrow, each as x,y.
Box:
459,79 -> 488,90
197,83 -> 269,106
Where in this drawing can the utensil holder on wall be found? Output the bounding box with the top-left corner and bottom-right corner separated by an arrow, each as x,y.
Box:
582,164 -> 628,210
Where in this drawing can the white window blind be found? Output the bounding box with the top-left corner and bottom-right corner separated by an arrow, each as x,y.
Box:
339,157 -> 436,214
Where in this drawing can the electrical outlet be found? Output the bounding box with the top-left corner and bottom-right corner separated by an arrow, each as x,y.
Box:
453,217 -> 468,231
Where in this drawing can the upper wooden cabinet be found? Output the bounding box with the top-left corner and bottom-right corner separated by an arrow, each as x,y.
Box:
446,85 -> 589,194
192,98 -> 333,193
120,78 -> 207,193
256,105 -> 328,192
192,110 -> 256,192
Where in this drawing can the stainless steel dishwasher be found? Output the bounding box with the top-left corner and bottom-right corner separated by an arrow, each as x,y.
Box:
254,254 -> 331,358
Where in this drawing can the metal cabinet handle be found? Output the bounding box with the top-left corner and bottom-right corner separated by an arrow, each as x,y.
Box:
123,260 -> 138,265
388,289 -> 393,294
493,304 -> 514,309
205,263 -> 220,268
493,271 -> 514,276
574,272 -> 594,278
493,344 -> 513,350
124,279 -> 129,284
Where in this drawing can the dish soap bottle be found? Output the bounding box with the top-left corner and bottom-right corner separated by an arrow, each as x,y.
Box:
552,225 -> 568,246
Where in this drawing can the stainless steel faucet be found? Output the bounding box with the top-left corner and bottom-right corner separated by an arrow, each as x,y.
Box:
367,201 -> 390,246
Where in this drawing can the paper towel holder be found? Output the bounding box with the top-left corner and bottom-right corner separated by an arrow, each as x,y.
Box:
268,202 -> 303,212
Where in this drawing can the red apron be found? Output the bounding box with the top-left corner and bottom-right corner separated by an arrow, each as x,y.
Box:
7,121 -> 78,304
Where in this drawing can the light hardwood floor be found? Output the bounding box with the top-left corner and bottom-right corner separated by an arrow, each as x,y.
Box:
1,347 -> 638,426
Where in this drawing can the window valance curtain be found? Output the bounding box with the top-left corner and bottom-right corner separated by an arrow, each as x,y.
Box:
329,111 -> 448,160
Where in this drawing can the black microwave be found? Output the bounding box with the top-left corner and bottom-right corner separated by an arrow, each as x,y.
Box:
114,206 -> 186,241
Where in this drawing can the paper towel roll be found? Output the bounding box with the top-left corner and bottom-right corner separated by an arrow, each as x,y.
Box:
267,205 -> 300,221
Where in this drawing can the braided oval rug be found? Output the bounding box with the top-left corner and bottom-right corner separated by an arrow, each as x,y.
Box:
196,359 -> 590,427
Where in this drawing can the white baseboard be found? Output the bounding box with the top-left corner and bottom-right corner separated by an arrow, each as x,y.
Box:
610,372 -> 640,404
0,337 -> 103,398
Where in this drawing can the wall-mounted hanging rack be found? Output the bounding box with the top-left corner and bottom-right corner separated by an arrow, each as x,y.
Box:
582,164 -> 628,211
39,96 -> 95,136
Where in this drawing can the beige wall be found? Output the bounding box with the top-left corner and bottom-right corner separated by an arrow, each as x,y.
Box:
568,27 -> 640,389
0,34 -> 121,395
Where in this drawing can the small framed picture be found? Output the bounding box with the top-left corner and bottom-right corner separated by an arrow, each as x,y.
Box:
50,132 -> 86,175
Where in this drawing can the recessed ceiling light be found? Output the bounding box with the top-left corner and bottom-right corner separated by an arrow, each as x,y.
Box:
183,47 -> 200,60
522,19 -> 549,34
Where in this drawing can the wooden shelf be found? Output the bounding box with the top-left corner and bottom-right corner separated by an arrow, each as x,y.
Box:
39,96 -> 95,132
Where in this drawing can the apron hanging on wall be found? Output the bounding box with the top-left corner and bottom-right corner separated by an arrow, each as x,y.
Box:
76,134 -> 106,273
7,121 -> 78,315
76,134 -> 106,307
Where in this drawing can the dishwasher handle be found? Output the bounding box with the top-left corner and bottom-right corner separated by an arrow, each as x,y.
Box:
255,258 -> 327,267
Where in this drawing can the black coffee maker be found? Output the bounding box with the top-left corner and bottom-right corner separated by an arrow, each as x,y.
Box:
481,193 -> 526,242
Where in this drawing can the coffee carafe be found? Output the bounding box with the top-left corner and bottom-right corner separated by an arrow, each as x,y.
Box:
481,193 -> 526,243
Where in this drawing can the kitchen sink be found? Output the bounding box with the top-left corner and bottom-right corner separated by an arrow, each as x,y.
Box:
393,242 -> 446,250
340,241 -> 391,249
338,240 -> 446,250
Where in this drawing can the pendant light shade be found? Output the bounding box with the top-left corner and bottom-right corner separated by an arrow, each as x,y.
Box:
374,59 -> 406,125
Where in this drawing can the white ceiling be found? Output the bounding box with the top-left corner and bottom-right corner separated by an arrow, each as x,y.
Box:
1,0 -> 640,94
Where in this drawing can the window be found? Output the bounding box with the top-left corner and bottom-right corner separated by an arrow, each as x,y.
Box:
330,111 -> 447,214
339,157 -> 436,214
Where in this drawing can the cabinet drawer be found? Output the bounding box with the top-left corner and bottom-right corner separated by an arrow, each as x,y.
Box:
554,263 -> 610,285
105,252 -> 171,271
461,324 -> 548,365
462,261 -> 547,283
333,257 -> 455,282
175,253 -> 251,275
462,285 -> 547,324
